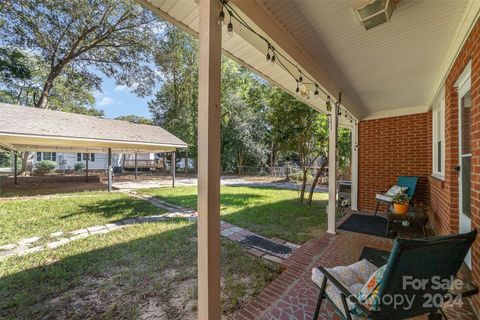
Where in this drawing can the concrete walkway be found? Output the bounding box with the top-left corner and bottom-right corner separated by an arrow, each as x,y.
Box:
113,176 -> 328,193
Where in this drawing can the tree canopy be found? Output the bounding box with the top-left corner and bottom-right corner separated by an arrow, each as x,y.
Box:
1,0 -> 160,109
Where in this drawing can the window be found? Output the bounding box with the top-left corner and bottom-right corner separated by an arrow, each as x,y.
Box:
77,153 -> 95,162
432,98 -> 445,179
37,152 -> 57,162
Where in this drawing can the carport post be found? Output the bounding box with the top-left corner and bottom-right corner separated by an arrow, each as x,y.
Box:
85,153 -> 89,182
107,148 -> 112,192
14,152 -> 17,184
134,153 -> 138,180
171,151 -> 176,188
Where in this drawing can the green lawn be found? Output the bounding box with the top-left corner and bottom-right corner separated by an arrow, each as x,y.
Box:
140,185 -> 328,243
0,220 -> 280,319
0,192 -> 163,245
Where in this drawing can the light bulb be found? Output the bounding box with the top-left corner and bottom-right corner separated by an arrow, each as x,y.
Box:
227,22 -> 233,37
266,52 -> 271,66
218,10 -> 225,26
271,55 -> 276,67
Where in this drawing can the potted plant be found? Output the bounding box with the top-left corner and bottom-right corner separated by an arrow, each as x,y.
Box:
392,193 -> 409,215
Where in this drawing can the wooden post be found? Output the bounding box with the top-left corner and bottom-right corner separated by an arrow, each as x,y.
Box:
185,149 -> 189,175
171,151 -> 176,188
351,124 -> 358,211
327,104 -> 338,234
14,153 -> 17,185
108,148 -> 112,192
85,153 -> 89,182
134,153 -> 138,180
197,0 -> 222,319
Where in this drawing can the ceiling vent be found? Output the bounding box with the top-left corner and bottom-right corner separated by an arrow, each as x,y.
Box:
354,0 -> 395,30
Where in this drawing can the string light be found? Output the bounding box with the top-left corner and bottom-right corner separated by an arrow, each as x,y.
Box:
227,11 -> 233,37
218,8 -> 225,25
218,0 -> 358,122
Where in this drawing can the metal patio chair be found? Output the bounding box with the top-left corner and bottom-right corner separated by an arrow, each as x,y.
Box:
312,229 -> 477,320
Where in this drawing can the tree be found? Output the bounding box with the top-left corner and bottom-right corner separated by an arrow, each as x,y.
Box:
0,48 -> 31,83
268,88 -> 328,202
115,115 -> 153,125
1,0 -> 160,109
0,52 -> 103,115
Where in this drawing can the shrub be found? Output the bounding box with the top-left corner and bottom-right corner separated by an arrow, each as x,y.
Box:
74,163 -> 85,172
36,161 -> 57,175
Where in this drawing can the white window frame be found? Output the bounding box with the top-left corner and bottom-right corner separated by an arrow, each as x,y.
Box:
37,152 -> 57,162
432,96 -> 445,180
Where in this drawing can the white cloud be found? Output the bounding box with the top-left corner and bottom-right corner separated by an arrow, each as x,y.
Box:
114,85 -> 129,92
98,97 -> 114,106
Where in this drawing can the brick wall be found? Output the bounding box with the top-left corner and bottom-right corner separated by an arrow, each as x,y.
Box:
438,17 -> 480,314
357,112 -> 432,212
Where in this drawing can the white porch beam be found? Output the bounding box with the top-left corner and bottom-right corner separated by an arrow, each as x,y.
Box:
197,0 -> 222,319
327,104 -> 338,234
351,124 -> 359,211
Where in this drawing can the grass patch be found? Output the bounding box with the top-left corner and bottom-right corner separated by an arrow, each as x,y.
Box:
0,221 -> 280,319
140,185 -> 328,243
0,192 -> 163,245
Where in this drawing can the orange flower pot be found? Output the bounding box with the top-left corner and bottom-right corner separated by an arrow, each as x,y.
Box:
393,203 -> 409,215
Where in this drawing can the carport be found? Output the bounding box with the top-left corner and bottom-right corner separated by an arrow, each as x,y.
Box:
0,103 -> 188,190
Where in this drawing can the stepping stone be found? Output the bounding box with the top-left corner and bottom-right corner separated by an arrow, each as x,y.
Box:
47,238 -> 70,249
50,231 -> 63,238
229,226 -> 244,233
18,236 -> 40,246
0,244 -> 16,251
87,225 -> 106,232
221,229 -> 234,237
263,254 -> 284,264
247,248 -> 265,257
19,246 -> 44,255
69,233 -> 90,241
90,228 -> 110,235
70,229 -> 88,236
284,242 -> 300,249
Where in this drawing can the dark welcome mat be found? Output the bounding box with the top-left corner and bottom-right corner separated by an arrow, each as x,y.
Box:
240,234 -> 293,256
338,214 -> 397,238
359,246 -> 391,267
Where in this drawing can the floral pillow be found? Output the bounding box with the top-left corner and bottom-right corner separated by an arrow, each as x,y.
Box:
354,264 -> 387,314
385,185 -> 408,197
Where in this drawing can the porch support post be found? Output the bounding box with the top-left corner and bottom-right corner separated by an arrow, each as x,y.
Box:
107,148 -> 112,192
85,153 -> 89,182
14,152 -> 17,185
327,104 -> 338,234
351,124 -> 359,211
171,151 -> 176,188
197,0 -> 222,319
134,153 -> 138,180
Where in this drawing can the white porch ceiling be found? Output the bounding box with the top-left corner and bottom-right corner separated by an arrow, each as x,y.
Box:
141,0 -> 477,120
256,0 -> 471,119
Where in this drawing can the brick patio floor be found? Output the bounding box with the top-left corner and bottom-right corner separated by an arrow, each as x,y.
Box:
234,229 -> 478,320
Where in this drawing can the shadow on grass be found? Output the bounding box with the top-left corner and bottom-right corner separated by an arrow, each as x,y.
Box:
0,220 -> 280,320
148,186 -> 328,244
59,197 -> 161,220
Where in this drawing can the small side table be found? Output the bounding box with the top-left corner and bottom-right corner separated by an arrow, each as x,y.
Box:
386,207 -> 428,237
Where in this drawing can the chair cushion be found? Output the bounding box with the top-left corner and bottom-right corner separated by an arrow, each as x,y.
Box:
385,185 -> 408,197
312,259 -> 378,317
375,194 -> 393,203
356,264 -> 387,313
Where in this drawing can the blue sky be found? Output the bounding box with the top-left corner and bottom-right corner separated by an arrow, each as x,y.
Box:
94,75 -> 154,119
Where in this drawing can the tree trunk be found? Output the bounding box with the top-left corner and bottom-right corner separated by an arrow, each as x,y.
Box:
269,140 -> 275,175
307,160 -> 327,205
299,168 -> 308,203
20,152 -> 30,174
185,149 -> 189,175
